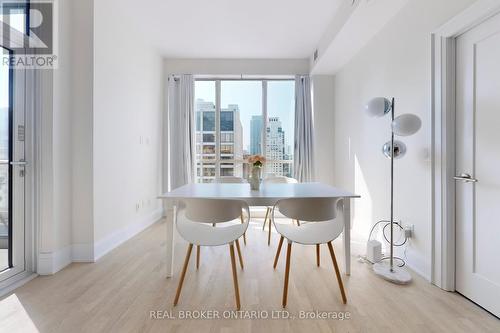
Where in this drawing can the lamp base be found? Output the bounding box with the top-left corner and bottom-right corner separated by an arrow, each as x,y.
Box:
373,262 -> 412,284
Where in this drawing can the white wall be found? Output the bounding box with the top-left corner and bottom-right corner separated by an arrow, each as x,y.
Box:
93,1 -> 164,259
51,0 -> 72,256
70,0 -> 94,262
37,0 -> 93,274
330,0 -> 476,279
38,0 -> 86,274
38,0 -> 163,273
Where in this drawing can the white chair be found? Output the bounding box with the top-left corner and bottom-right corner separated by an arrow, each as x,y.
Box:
271,197 -> 347,307
262,176 -> 298,245
215,176 -> 248,244
174,198 -> 250,310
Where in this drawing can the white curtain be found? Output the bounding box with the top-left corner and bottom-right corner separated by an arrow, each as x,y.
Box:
168,74 -> 195,189
294,75 -> 315,182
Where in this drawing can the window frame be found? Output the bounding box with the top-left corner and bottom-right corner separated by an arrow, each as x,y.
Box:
195,77 -> 295,182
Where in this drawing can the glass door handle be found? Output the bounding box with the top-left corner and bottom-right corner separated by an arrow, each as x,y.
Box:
454,173 -> 478,183
10,160 -> 27,166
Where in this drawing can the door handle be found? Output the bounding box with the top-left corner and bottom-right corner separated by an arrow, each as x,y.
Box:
454,173 -> 478,183
10,160 -> 27,167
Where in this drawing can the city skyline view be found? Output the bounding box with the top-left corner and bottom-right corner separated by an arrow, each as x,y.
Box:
194,80 -> 295,183
194,80 -> 295,153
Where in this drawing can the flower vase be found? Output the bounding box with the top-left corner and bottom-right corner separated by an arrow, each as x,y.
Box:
249,167 -> 261,191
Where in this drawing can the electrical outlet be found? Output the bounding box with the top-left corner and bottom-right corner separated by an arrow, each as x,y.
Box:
404,225 -> 414,238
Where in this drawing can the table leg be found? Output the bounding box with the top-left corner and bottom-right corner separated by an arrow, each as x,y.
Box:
343,198 -> 351,276
165,203 -> 176,278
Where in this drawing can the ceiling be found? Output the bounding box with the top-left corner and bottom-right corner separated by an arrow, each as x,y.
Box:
311,0 -> 410,74
121,0 -> 342,59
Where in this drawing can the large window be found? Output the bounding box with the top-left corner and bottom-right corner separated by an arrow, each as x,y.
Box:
195,79 -> 295,183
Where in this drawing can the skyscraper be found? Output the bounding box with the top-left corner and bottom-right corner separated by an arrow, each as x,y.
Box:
265,117 -> 286,176
250,115 -> 262,155
221,104 -> 243,178
195,99 -> 243,182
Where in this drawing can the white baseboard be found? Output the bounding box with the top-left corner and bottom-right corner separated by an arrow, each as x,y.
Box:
94,208 -> 164,261
401,247 -> 430,281
35,208 -> 163,275
72,243 -> 95,262
37,245 -> 72,275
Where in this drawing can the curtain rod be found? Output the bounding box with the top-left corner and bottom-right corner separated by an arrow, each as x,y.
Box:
195,77 -> 295,81
169,74 -> 299,82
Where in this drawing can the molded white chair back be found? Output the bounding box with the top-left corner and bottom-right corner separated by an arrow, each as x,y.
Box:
182,198 -> 247,224
176,198 -> 250,247
272,198 -> 344,245
277,197 -> 341,222
216,176 -> 246,184
263,176 -> 298,184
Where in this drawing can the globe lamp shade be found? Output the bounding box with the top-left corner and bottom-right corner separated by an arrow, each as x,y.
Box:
392,114 -> 422,136
365,97 -> 392,117
382,140 -> 407,159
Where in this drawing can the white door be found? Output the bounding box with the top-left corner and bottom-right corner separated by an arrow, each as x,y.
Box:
455,12 -> 500,317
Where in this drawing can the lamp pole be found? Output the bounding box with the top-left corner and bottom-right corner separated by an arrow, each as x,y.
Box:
367,96 -> 415,284
390,98 -> 395,272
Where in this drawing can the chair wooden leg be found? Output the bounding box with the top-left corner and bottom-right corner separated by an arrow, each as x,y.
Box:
316,244 -> 320,267
296,219 -> 301,226
196,245 -> 200,270
235,239 -> 244,270
268,214 -> 272,246
282,242 -> 292,308
262,208 -> 270,230
174,244 -> 193,306
327,242 -> 347,304
229,243 -> 241,310
273,236 -> 284,269
240,214 -> 247,245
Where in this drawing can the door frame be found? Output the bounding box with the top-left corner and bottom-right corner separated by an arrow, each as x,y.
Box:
431,0 -> 500,291
0,19 -> 38,293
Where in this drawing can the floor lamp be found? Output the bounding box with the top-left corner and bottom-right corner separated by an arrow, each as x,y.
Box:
364,97 -> 422,284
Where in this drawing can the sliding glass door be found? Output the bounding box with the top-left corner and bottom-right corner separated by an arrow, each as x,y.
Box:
194,79 -> 295,183
0,46 -> 26,282
0,46 -> 12,272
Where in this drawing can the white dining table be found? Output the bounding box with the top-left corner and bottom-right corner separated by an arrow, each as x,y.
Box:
159,182 -> 359,277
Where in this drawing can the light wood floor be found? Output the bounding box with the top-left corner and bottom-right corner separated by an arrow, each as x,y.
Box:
1,219 -> 499,333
